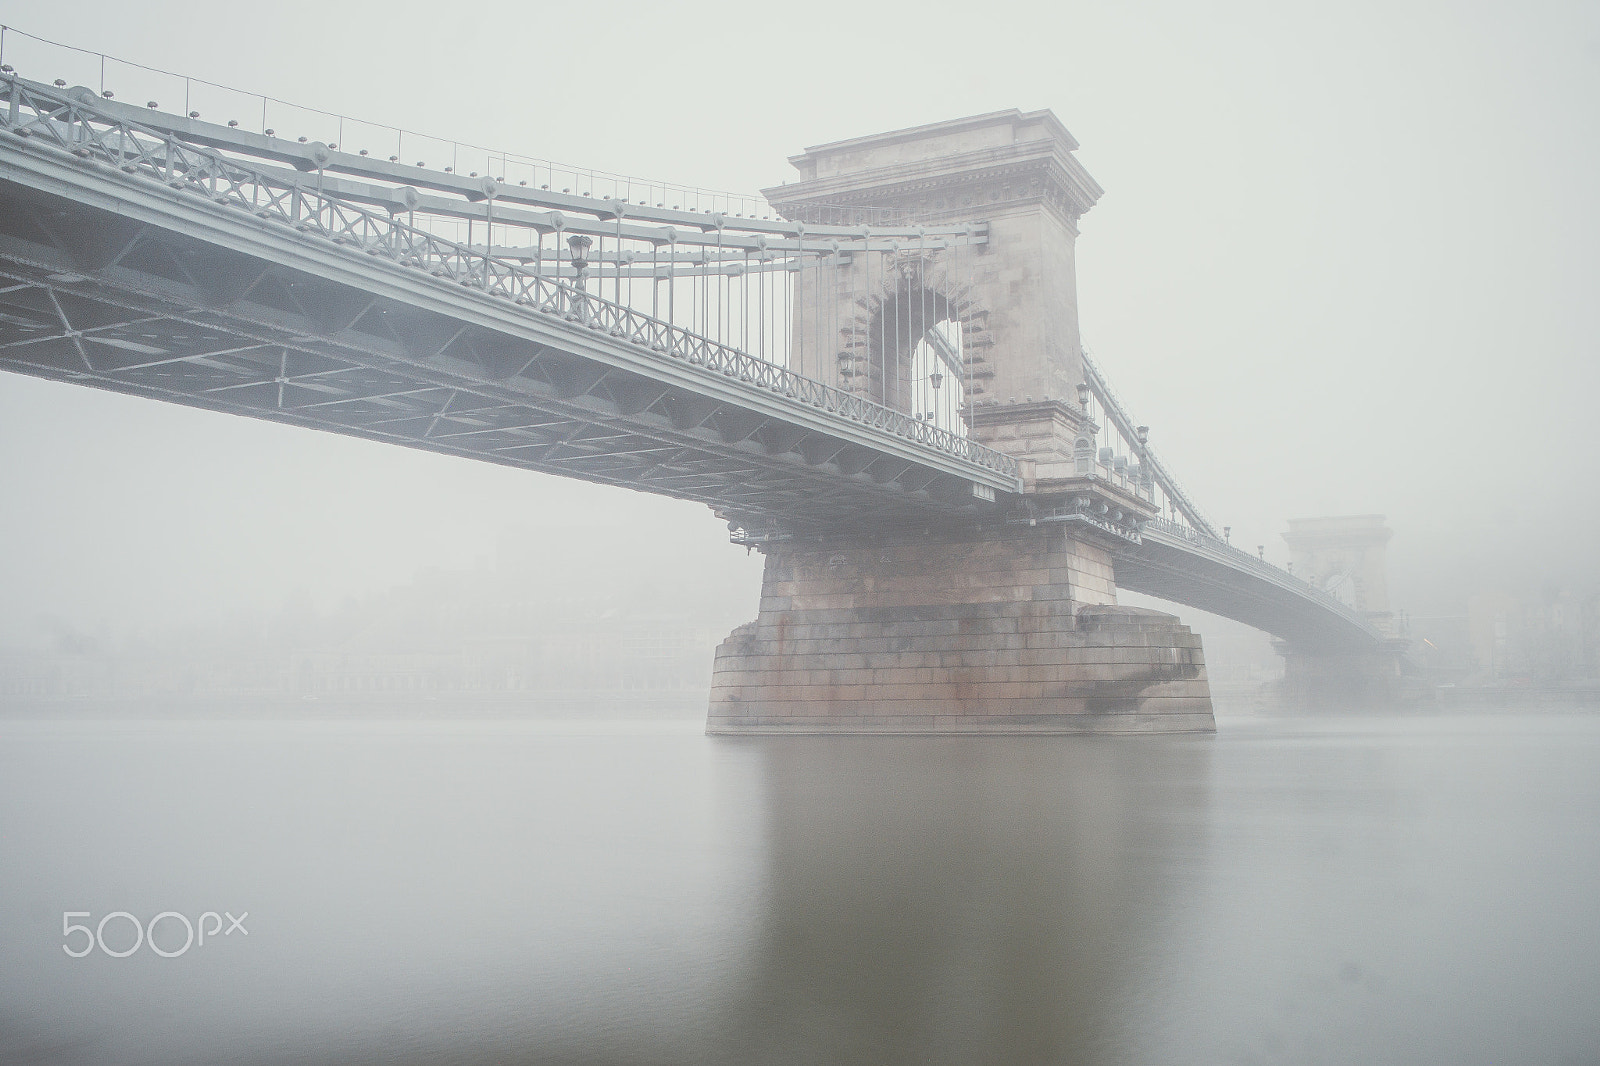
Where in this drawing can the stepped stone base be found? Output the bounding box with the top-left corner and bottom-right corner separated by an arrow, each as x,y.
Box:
707,527 -> 1216,735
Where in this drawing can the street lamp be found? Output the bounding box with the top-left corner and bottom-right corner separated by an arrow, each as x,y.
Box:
918,369 -> 945,422
567,234 -> 593,319
1223,526 -> 1231,544
567,234 -> 593,287
1133,425 -> 1151,491
1257,545 -> 1265,561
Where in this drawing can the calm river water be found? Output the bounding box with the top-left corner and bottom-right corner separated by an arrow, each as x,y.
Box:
2,711 -> 1598,1065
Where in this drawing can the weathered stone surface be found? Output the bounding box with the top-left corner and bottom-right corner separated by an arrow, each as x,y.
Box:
708,528 -> 1215,735
766,111 -> 1100,414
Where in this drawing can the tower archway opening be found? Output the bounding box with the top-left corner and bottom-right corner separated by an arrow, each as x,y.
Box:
865,275 -> 967,436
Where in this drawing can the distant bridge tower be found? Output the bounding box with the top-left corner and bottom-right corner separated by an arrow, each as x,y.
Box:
1277,515 -> 1407,701
1282,515 -> 1395,634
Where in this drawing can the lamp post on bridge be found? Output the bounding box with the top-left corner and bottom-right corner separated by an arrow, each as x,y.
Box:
1135,424 -> 1151,494
567,234 -> 592,321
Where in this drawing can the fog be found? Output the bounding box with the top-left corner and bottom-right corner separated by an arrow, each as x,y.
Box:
2,0 -> 1597,650
6,8 -> 1600,1062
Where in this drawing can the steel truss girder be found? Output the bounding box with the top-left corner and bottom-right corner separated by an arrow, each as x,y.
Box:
0,83 -> 1017,487
0,193 -> 995,533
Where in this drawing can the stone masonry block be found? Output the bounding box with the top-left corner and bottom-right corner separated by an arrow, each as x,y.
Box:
709,527 -> 1214,734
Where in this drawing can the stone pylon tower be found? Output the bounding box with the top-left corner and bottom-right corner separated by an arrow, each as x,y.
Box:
1282,516 -> 1395,634
1277,515 -> 1408,701
706,111 -> 1215,735
767,109 -> 1107,483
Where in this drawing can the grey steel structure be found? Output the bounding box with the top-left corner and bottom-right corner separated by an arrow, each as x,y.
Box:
0,72 -> 1388,651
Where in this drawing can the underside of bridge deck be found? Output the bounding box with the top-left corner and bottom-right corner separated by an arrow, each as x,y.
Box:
0,177 -> 1005,536
1112,532 -> 1384,651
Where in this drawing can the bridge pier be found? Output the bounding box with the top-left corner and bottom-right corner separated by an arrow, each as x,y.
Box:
711,110 -> 1217,736
707,527 -> 1215,734
1274,642 -> 1410,706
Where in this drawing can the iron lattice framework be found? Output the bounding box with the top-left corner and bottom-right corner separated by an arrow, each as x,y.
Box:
0,74 -> 1020,535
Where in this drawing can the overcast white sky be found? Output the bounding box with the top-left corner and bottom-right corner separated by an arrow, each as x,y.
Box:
1,0 -> 1596,648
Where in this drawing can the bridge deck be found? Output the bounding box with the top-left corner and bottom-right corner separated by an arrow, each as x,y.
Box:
1113,521 -> 1390,649
0,76 -> 1020,534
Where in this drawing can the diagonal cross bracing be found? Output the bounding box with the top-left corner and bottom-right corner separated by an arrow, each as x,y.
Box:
0,217 -> 996,533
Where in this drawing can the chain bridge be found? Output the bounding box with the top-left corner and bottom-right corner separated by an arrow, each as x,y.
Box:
0,40 -> 1402,732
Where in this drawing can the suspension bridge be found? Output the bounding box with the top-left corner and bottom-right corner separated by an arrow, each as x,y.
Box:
0,34 -> 1403,731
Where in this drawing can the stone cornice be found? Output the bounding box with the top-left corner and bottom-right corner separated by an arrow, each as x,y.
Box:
968,398 -> 1091,430
766,144 -> 1102,225
786,169 -> 1085,229
795,109 -> 1081,157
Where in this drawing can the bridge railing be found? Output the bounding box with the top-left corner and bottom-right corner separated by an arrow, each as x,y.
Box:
0,75 -> 1022,484
1080,349 -> 1220,539
1140,516 -> 1386,639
